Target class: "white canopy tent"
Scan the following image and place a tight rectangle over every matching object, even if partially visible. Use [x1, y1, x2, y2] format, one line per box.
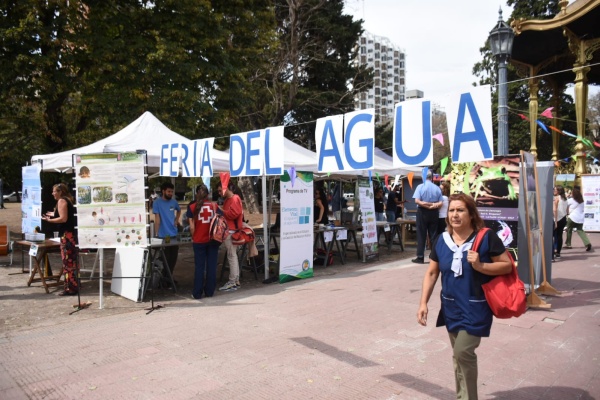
[31, 111, 230, 173]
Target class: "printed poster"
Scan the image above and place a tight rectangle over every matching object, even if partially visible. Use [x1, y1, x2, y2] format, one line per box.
[581, 174, 600, 232]
[21, 164, 42, 234]
[279, 170, 314, 283]
[450, 155, 520, 258]
[357, 177, 378, 261]
[75, 152, 147, 248]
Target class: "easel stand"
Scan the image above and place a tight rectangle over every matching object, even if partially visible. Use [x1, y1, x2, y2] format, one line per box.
[144, 284, 164, 315]
[70, 270, 92, 315]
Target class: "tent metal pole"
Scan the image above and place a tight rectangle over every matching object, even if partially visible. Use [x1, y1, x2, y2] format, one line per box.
[262, 174, 269, 280]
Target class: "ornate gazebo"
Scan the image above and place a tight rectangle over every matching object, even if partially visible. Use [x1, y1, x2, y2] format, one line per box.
[510, 0, 600, 183]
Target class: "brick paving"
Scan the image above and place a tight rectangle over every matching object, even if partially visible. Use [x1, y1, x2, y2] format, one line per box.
[0, 232, 599, 399]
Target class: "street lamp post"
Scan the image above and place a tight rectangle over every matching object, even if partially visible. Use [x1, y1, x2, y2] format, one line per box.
[489, 8, 515, 156]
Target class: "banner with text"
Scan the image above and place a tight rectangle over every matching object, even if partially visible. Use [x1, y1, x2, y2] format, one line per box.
[279, 170, 314, 283]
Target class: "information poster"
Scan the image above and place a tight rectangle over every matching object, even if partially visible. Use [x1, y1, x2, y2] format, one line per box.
[21, 164, 42, 234]
[581, 174, 600, 232]
[357, 177, 378, 261]
[279, 170, 314, 283]
[75, 153, 147, 248]
[450, 155, 520, 257]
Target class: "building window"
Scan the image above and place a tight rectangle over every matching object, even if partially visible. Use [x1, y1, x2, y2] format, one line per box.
[400, 95, 405, 102]
[400, 61, 404, 68]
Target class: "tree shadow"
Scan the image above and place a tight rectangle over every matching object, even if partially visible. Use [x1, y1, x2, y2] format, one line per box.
[488, 385, 595, 399]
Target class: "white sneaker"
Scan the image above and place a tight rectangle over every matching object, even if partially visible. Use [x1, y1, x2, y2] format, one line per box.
[219, 281, 237, 291]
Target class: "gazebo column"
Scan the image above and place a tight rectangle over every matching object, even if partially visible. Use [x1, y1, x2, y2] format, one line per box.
[550, 82, 562, 161]
[528, 77, 539, 157]
[572, 60, 589, 182]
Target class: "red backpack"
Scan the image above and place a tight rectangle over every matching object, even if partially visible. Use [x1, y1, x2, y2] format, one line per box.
[472, 228, 527, 319]
[208, 205, 229, 243]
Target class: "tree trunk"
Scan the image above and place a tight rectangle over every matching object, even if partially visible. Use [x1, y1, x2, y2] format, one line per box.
[238, 177, 260, 214]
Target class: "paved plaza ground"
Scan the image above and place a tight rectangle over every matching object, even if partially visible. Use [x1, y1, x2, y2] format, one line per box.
[1, 201, 599, 399]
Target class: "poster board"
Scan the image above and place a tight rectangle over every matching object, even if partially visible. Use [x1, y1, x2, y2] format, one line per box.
[111, 247, 148, 302]
[21, 164, 42, 234]
[74, 152, 147, 249]
[581, 174, 600, 232]
[278, 170, 314, 283]
[449, 156, 520, 256]
[356, 177, 378, 262]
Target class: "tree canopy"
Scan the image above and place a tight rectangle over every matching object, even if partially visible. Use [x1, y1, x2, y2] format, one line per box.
[0, 0, 369, 192]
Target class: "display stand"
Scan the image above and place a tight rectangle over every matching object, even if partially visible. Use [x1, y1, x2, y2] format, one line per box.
[521, 151, 553, 309]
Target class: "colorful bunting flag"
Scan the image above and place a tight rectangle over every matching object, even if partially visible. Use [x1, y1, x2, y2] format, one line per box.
[368, 170, 373, 184]
[540, 107, 554, 119]
[432, 133, 444, 146]
[562, 130, 577, 138]
[219, 172, 230, 191]
[548, 125, 563, 134]
[440, 157, 449, 176]
[422, 167, 429, 182]
[536, 120, 550, 135]
[518, 114, 529, 121]
[288, 167, 296, 187]
[384, 174, 389, 189]
[595, 141, 600, 148]
[407, 172, 414, 189]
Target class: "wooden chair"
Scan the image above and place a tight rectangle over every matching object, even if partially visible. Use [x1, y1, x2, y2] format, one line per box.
[0, 225, 14, 266]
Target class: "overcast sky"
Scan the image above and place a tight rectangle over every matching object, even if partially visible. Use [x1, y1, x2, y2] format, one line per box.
[344, 0, 514, 98]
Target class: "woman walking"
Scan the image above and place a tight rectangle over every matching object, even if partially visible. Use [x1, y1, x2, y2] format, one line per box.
[565, 186, 591, 251]
[187, 184, 221, 299]
[42, 183, 79, 296]
[417, 193, 511, 399]
[553, 186, 568, 258]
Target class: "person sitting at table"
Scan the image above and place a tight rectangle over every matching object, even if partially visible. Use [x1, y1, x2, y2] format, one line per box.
[314, 187, 328, 225]
[42, 183, 79, 296]
[187, 183, 220, 300]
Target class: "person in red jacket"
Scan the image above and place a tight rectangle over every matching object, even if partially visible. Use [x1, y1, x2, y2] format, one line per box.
[217, 174, 244, 291]
[187, 184, 221, 299]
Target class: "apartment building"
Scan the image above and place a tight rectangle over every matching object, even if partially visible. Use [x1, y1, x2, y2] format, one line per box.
[356, 31, 406, 125]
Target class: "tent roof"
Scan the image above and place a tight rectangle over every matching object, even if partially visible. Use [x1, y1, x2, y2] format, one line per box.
[31, 112, 230, 173]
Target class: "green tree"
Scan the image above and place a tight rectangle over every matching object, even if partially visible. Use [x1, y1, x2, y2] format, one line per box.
[472, 0, 578, 161]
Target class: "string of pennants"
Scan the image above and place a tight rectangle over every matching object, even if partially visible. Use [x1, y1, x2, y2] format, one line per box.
[515, 107, 600, 149]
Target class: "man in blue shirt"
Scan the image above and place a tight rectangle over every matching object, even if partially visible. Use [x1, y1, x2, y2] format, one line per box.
[153, 182, 181, 278]
[412, 171, 442, 264]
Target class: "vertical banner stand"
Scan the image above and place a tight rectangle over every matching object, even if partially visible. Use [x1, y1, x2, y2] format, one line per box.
[521, 151, 551, 309]
[532, 158, 560, 296]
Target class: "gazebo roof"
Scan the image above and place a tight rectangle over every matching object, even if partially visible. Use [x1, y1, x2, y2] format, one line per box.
[510, 0, 600, 86]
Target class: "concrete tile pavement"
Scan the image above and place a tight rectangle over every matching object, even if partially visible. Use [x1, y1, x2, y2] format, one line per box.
[0, 234, 599, 399]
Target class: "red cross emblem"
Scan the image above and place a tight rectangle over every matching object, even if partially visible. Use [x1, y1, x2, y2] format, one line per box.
[198, 204, 214, 223]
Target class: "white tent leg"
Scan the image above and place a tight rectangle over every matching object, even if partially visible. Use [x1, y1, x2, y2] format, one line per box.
[262, 174, 269, 280]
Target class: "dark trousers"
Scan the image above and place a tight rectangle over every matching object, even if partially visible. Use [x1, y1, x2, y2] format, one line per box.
[416, 208, 439, 259]
[437, 218, 447, 237]
[553, 216, 567, 255]
[163, 245, 179, 276]
[192, 242, 220, 298]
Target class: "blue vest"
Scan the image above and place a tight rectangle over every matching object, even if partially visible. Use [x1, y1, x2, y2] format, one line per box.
[437, 231, 494, 337]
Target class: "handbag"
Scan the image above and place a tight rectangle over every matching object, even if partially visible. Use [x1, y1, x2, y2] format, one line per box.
[472, 228, 527, 319]
[231, 219, 255, 246]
